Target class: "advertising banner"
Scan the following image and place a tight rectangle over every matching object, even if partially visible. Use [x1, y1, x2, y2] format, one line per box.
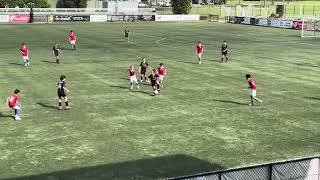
[155, 15, 200, 22]
[9, 14, 29, 23]
[234, 16, 244, 24]
[270, 19, 280, 27]
[279, 20, 293, 29]
[293, 20, 306, 30]
[0, 15, 9, 23]
[242, 17, 251, 24]
[54, 15, 72, 22]
[257, 19, 268, 26]
[72, 15, 90, 22]
[33, 15, 48, 23]
[90, 15, 108, 22]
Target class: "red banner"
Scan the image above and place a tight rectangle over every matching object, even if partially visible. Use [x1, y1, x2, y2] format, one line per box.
[9, 15, 30, 23]
[293, 20, 306, 30]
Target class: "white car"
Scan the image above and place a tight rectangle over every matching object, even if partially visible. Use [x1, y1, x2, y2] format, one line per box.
[138, 2, 148, 8]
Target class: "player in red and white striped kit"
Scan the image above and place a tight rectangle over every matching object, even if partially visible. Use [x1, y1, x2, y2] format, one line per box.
[20, 43, 30, 66]
[128, 65, 140, 90]
[196, 41, 204, 64]
[69, 30, 77, 51]
[246, 74, 263, 106]
[157, 63, 166, 88]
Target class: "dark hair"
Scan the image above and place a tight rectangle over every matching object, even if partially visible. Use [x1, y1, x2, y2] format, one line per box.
[246, 74, 251, 79]
[14, 89, 20, 94]
[142, 57, 146, 60]
[70, 30, 73, 33]
[198, 41, 201, 43]
[159, 63, 163, 66]
[224, 41, 227, 43]
[60, 75, 66, 81]
[21, 43, 25, 46]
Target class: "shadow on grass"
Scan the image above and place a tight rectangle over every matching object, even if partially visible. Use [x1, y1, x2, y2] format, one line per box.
[291, 62, 318, 67]
[41, 60, 57, 64]
[110, 85, 155, 96]
[8, 62, 23, 66]
[37, 102, 59, 110]
[3, 154, 223, 180]
[304, 97, 320, 101]
[0, 112, 13, 119]
[211, 99, 248, 105]
[176, 60, 198, 65]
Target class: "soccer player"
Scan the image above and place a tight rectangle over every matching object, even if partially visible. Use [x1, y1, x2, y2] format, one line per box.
[124, 27, 130, 42]
[221, 41, 228, 63]
[196, 41, 204, 64]
[148, 69, 160, 95]
[128, 65, 140, 90]
[69, 30, 76, 51]
[20, 43, 30, 66]
[139, 57, 151, 83]
[57, 75, 71, 110]
[246, 74, 263, 106]
[157, 63, 166, 88]
[52, 42, 61, 64]
[6, 89, 22, 121]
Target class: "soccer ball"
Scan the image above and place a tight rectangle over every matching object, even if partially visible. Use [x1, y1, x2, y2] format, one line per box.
[154, 90, 159, 94]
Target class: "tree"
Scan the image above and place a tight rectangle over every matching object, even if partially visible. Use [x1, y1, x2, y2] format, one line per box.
[57, 0, 88, 8]
[172, 0, 192, 14]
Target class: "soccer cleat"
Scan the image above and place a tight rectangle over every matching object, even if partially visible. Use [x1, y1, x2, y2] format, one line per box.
[199, 61, 202, 64]
[58, 106, 63, 110]
[130, 86, 133, 90]
[15, 117, 21, 121]
[24, 63, 27, 67]
[64, 106, 71, 110]
[137, 86, 140, 89]
[140, 80, 143, 83]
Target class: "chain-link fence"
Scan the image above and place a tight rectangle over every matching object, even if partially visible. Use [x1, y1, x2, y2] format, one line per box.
[168, 156, 320, 180]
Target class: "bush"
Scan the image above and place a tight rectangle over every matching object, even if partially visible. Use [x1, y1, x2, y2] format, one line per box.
[57, 0, 88, 8]
[0, 0, 49, 8]
[172, 0, 192, 14]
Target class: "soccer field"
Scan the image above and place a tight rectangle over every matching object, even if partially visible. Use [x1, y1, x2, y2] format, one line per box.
[0, 22, 319, 180]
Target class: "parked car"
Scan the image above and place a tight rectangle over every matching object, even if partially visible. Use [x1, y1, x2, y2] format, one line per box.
[163, 1, 171, 7]
[138, 2, 148, 8]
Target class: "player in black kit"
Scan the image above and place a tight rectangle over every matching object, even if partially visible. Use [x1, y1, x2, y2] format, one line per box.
[53, 42, 61, 64]
[221, 41, 228, 63]
[57, 75, 70, 110]
[124, 27, 130, 42]
[148, 69, 160, 95]
[139, 57, 150, 83]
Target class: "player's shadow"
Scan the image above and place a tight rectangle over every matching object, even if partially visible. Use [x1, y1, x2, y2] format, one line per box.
[110, 85, 155, 96]
[211, 99, 248, 105]
[59, 47, 73, 51]
[2, 154, 224, 180]
[8, 62, 23, 66]
[0, 112, 13, 119]
[176, 60, 198, 65]
[304, 97, 320, 101]
[291, 62, 319, 67]
[37, 102, 59, 110]
[41, 60, 57, 64]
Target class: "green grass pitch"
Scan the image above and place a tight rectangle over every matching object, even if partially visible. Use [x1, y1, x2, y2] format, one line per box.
[0, 22, 319, 180]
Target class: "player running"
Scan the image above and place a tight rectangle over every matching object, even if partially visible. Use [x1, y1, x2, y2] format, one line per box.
[6, 89, 22, 121]
[221, 41, 228, 63]
[124, 27, 130, 42]
[128, 65, 140, 90]
[57, 75, 71, 110]
[246, 74, 263, 106]
[157, 63, 166, 88]
[196, 41, 204, 64]
[52, 42, 61, 64]
[69, 30, 76, 51]
[148, 69, 160, 95]
[20, 43, 30, 66]
[139, 57, 151, 83]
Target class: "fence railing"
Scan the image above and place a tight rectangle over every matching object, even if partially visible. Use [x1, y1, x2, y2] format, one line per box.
[156, 4, 320, 17]
[168, 156, 320, 180]
[0, 8, 155, 15]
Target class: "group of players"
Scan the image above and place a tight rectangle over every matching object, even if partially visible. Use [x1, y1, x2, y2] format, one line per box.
[6, 27, 262, 121]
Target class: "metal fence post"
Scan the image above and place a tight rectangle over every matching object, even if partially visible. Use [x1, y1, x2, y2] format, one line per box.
[218, 173, 222, 180]
[268, 164, 273, 180]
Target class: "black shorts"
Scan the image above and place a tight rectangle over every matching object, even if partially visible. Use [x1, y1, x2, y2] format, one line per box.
[222, 51, 228, 56]
[125, 33, 129, 37]
[57, 90, 66, 98]
[141, 70, 146, 75]
[54, 52, 59, 57]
